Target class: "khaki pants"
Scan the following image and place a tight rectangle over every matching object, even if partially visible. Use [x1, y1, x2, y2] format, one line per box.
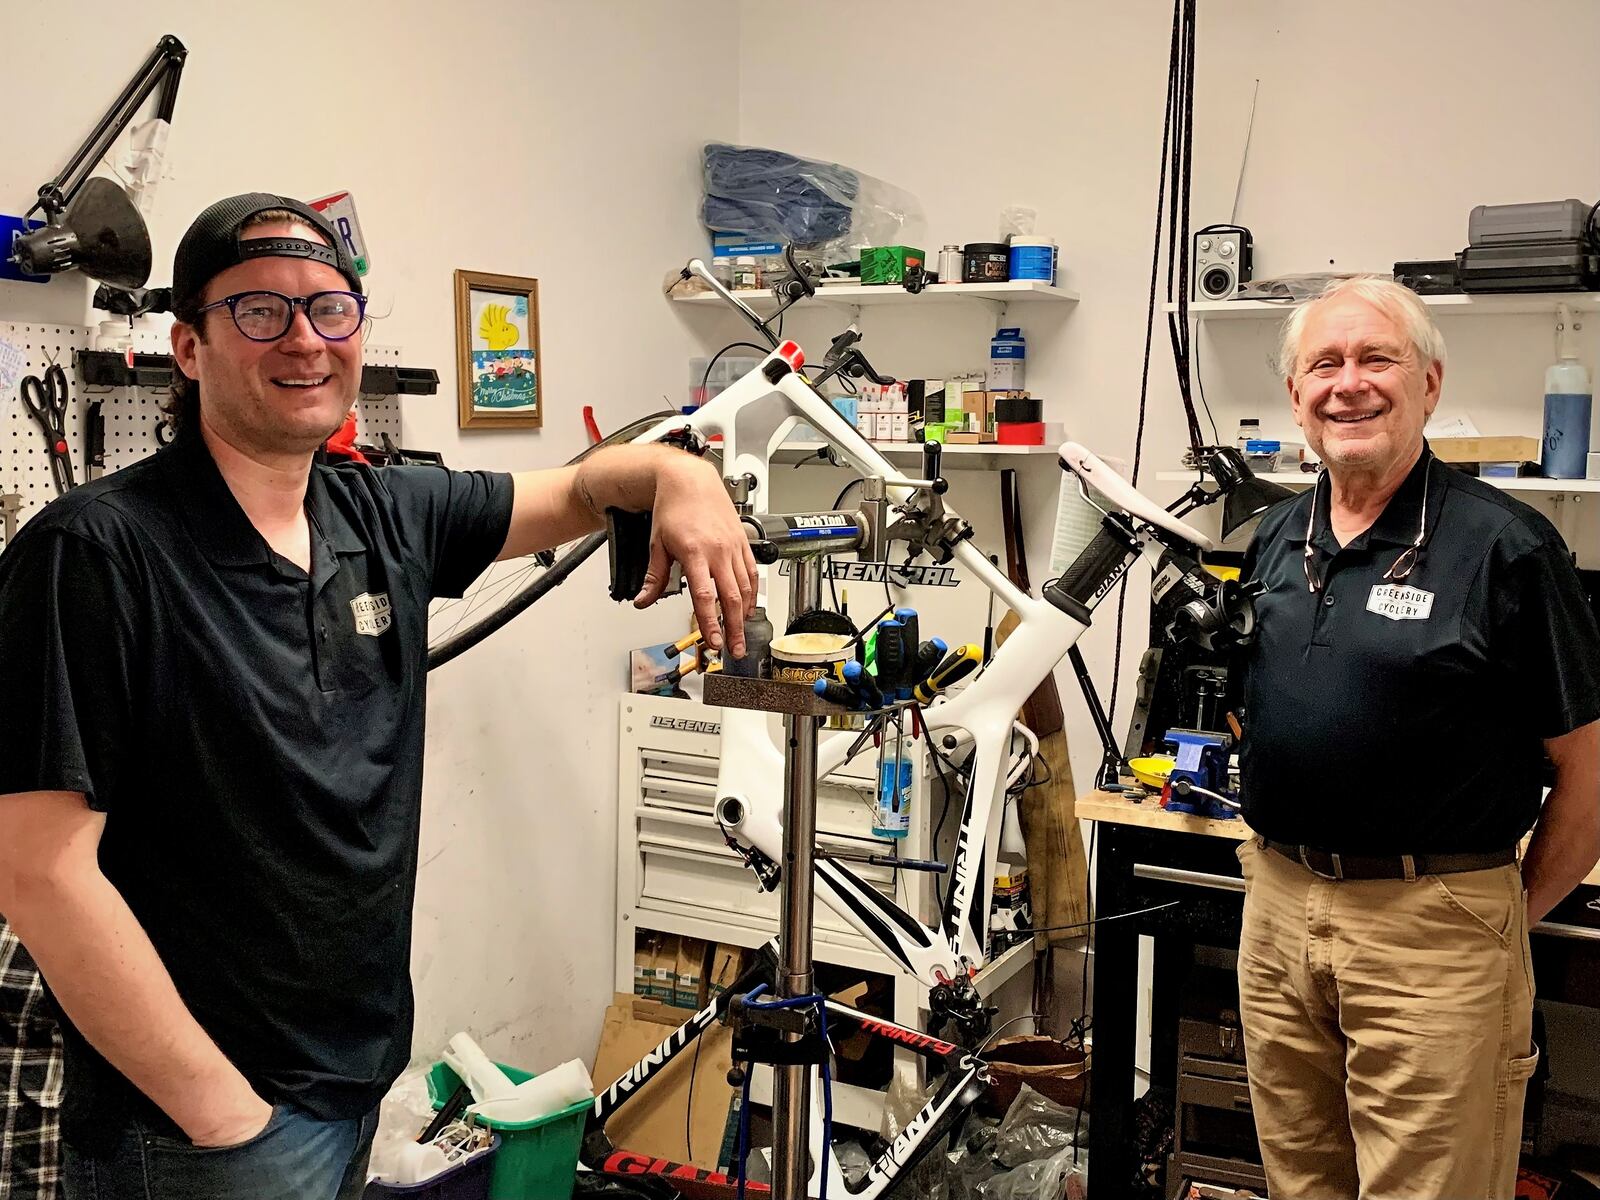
[1234, 837, 1537, 1200]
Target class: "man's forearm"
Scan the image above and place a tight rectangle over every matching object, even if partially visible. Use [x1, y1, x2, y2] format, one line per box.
[1522, 790, 1600, 923]
[7, 868, 263, 1139]
[572, 444, 696, 517]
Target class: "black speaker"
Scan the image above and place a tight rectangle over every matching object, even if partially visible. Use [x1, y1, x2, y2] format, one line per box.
[10, 177, 152, 289]
[1193, 227, 1253, 301]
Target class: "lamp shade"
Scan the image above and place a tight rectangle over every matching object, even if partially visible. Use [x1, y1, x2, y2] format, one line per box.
[1207, 446, 1297, 540]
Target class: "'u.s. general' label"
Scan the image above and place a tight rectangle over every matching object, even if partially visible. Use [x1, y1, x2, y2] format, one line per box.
[1366, 583, 1434, 621]
[349, 592, 392, 636]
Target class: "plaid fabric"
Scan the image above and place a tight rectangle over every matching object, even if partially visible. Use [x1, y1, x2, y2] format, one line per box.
[0, 918, 61, 1200]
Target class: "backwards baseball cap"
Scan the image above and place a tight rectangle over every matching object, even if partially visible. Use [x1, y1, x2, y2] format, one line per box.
[170, 192, 363, 318]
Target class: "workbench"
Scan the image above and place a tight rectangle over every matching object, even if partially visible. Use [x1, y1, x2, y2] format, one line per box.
[1079, 789, 1600, 1199]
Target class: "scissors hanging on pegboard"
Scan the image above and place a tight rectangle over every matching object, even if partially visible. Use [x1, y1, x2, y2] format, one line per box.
[21, 363, 78, 497]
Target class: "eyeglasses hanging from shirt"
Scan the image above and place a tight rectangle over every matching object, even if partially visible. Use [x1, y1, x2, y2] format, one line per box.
[1302, 455, 1433, 594]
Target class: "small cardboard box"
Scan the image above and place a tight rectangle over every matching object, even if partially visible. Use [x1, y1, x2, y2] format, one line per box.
[652, 934, 680, 1003]
[947, 431, 983, 444]
[633, 934, 657, 998]
[1432, 435, 1540, 464]
[675, 937, 704, 1010]
[592, 993, 736, 1170]
[705, 942, 746, 1002]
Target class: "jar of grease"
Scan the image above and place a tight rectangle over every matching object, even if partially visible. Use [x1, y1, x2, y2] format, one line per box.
[962, 242, 1010, 283]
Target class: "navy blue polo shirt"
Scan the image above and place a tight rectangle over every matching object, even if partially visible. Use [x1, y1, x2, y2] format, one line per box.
[0, 427, 513, 1149]
[1240, 445, 1600, 854]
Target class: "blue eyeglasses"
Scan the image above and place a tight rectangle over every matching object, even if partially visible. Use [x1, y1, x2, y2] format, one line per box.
[196, 289, 366, 342]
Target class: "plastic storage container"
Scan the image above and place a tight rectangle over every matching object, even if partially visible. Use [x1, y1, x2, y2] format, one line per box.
[425, 1062, 590, 1200]
[364, 1136, 501, 1200]
[1008, 236, 1057, 284]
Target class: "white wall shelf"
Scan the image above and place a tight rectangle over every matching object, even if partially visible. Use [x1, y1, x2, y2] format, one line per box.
[674, 279, 1078, 309]
[1156, 469, 1600, 495]
[1164, 292, 1600, 321]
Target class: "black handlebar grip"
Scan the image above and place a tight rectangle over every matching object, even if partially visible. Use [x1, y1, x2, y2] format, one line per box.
[1050, 523, 1137, 611]
[606, 508, 654, 602]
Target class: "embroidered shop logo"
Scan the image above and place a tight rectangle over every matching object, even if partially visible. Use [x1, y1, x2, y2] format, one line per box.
[349, 592, 393, 637]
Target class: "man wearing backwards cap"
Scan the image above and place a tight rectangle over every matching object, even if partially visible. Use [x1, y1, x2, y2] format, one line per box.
[0, 193, 757, 1199]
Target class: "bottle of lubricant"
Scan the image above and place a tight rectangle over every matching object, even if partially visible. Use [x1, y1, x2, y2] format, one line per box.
[1543, 304, 1592, 480]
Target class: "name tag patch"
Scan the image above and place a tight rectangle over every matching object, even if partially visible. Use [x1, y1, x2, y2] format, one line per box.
[350, 591, 392, 637]
[1366, 583, 1434, 621]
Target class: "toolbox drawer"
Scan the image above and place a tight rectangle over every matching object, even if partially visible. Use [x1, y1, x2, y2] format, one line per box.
[618, 695, 939, 966]
[1179, 1070, 1254, 1114]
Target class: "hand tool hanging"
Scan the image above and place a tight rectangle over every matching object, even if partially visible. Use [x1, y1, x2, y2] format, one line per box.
[21, 364, 78, 497]
[85, 400, 107, 481]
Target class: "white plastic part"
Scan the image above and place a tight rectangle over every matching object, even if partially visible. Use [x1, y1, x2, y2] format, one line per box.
[441, 1032, 516, 1103]
[465, 1057, 593, 1124]
[1057, 441, 1214, 551]
[391, 1141, 452, 1186]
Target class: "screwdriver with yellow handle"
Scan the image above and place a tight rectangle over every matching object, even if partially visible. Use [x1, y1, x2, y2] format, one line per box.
[913, 643, 983, 704]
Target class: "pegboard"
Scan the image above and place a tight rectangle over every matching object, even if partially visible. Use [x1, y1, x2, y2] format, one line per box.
[0, 323, 407, 549]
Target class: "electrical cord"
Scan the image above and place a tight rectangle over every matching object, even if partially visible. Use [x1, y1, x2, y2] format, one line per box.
[978, 1011, 1045, 1053]
[686, 1027, 705, 1162]
[698, 342, 768, 409]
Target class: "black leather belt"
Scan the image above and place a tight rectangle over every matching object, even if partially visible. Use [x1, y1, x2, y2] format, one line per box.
[1263, 839, 1517, 881]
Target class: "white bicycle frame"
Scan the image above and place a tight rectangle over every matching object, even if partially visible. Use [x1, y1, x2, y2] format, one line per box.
[594, 296, 1214, 1197]
[629, 340, 1212, 992]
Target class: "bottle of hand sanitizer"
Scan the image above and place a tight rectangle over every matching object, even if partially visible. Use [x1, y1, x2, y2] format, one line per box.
[1543, 304, 1592, 480]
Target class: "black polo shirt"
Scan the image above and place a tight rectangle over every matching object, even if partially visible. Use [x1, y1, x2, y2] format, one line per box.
[1239, 445, 1600, 855]
[0, 427, 513, 1150]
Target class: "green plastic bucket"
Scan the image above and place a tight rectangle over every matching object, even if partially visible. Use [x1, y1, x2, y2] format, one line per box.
[426, 1061, 590, 1200]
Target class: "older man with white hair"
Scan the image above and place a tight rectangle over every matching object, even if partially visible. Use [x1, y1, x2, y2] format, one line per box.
[1233, 275, 1600, 1198]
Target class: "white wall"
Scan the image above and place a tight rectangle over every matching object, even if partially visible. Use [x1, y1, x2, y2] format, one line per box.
[2, 1, 739, 1075]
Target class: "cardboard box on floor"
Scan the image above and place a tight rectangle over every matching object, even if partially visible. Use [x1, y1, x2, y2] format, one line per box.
[592, 992, 735, 1170]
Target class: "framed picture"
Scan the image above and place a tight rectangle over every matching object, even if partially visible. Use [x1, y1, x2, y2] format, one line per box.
[454, 269, 542, 429]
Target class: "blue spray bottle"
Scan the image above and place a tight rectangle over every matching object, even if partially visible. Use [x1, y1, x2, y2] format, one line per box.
[1543, 302, 1592, 480]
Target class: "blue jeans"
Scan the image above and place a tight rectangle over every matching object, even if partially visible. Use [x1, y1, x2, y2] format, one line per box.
[62, 1104, 378, 1200]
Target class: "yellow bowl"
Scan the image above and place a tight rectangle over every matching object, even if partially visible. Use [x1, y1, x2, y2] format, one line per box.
[1127, 755, 1176, 790]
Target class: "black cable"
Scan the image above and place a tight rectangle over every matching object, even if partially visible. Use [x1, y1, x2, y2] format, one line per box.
[1015, 897, 1177, 936]
[698, 341, 768, 408]
[687, 1030, 704, 1160]
[1194, 316, 1221, 445]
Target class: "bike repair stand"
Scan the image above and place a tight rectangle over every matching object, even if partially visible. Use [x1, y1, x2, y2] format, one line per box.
[703, 450, 948, 1197]
[705, 554, 841, 1199]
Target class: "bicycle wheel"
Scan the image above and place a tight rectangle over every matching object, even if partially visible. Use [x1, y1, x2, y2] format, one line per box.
[425, 409, 680, 670]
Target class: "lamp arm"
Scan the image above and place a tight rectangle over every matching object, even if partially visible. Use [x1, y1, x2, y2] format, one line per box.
[28, 34, 187, 222]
